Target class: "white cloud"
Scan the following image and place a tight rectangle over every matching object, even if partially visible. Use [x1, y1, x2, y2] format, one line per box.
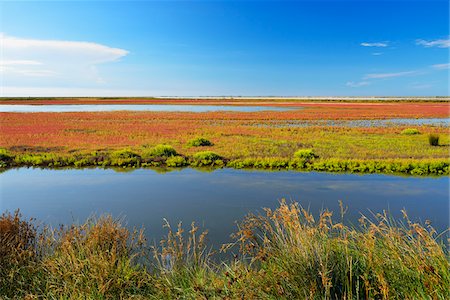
[416, 38, 450, 48]
[431, 63, 450, 70]
[346, 81, 370, 88]
[0, 60, 43, 66]
[364, 71, 417, 79]
[360, 42, 388, 47]
[0, 33, 128, 82]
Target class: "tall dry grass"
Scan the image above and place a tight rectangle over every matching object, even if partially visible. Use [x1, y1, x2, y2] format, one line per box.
[1, 202, 448, 299]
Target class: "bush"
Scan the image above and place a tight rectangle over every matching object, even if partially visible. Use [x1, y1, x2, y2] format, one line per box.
[192, 151, 223, 167]
[429, 134, 440, 146]
[166, 156, 187, 167]
[294, 149, 318, 160]
[110, 149, 141, 166]
[0, 148, 13, 167]
[187, 137, 213, 147]
[401, 128, 420, 135]
[143, 144, 178, 158]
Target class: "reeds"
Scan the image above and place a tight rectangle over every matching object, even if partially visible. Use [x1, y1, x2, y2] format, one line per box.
[1, 203, 449, 299]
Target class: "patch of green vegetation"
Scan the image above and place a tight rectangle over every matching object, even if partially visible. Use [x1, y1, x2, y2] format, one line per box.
[0, 148, 13, 168]
[191, 151, 224, 167]
[3, 150, 449, 175]
[110, 149, 141, 167]
[1, 203, 448, 299]
[187, 137, 213, 147]
[166, 156, 187, 167]
[294, 148, 318, 160]
[142, 144, 178, 158]
[429, 134, 440, 146]
[401, 128, 420, 135]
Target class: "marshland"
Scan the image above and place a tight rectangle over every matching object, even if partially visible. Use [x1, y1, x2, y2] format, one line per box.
[1, 97, 449, 299]
[1, 0, 450, 298]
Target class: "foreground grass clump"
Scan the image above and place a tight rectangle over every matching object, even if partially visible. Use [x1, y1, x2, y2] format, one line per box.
[401, 128, 420, 135]
[429, 134, 440, 146]
[0, 211, 37, 298]
[1, 202, 448, 299]
[187, 137, 213, 147]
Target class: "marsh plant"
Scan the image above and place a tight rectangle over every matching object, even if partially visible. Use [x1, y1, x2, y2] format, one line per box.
[187, 137, 213, 147]
[294, 148, 318, 160]
[191, 151, 224, 167]
[142, 144, 178, 158]
[1, 202, 449, 299]
[429, 134, 440, 146]
[401, 128, 420, 135]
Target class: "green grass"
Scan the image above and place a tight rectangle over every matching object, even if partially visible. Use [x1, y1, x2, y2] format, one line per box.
[187, 137, 213, 147]
[401, 128, 420, 135]
[2, 148, 449, 175]
[1, 202, 449, 299]
[142, 144, 178, 158]
[294, 148, 318, 160]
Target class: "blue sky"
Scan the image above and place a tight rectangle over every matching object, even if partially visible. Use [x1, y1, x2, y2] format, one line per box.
[0, 0, 448, 96]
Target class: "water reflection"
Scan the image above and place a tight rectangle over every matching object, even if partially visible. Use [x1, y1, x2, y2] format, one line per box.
[0, 168, 448, 246]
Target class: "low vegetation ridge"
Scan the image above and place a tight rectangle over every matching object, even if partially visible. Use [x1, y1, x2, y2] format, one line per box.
[1, 201, 448, 299]
[1, 146, 448, 175]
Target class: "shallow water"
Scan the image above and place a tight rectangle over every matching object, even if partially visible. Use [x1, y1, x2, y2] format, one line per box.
[0, 104, 296, 113]
[0, 168, 448, 246]
[262, 118, 450, 128]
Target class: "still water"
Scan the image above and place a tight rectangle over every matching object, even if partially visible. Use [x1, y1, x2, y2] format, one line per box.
[0, 104, 296, 113]
[1, 168, 448, 246]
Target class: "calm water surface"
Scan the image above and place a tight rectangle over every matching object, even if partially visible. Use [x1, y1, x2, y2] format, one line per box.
[0, 168, 448, 246]
[263, 118, 450, 128]
[0, 104, 296, 113]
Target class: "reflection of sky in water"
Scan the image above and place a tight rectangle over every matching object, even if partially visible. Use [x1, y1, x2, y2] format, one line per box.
[1, 168, 448, 247]
[0, 104, 296, 112]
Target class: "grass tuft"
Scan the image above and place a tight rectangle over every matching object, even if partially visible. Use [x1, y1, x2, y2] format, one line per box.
[294, 148, 318, 160]
[191, 151, 224, 167]
[187, 137, 213, 147]
[429, 134, 440, 146]
[142, 144, 178, 158]
[401, 128, 420, 135]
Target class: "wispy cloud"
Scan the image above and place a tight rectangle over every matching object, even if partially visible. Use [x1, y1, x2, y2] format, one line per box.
[416, 37, 450, 48]
[0, 33, 128, 82]
[363, 71, 417, 80]
[371, 52, 383, 56]
[0, 60, 43, 66]
[431, 63, 450, 70]
[346, 81, 370, 88]
[360, 42, 388, 47]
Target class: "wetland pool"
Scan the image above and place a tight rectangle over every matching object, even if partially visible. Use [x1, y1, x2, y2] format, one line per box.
[1, 168, 448, 247]
[0, 104, 297, 113]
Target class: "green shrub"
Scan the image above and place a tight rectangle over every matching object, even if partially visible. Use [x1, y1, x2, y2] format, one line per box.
[187, 137, 213, 147]
[429, 134, 440, 146]
[294, 149, 318, 160]
[143, 144, 178, 158]
[401, 128, 420, 135]
[192, 151, 223, 166]
[0, 148, 13, 167]
[110, 149, 141, 166]
[166, 156, 187, 167]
